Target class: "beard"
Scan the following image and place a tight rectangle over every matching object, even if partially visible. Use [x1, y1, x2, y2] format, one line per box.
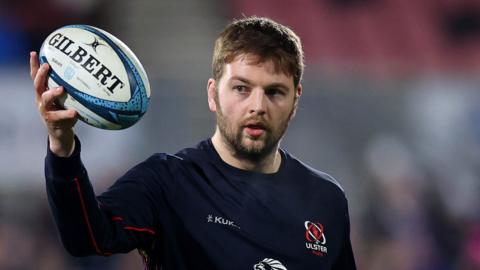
[214, 97, 295, 162]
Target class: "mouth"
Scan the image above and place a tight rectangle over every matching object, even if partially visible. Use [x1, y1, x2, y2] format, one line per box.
[243, 122, 267, 137]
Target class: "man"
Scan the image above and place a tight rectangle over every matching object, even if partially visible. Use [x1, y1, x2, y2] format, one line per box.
[30, 16, 356, 269]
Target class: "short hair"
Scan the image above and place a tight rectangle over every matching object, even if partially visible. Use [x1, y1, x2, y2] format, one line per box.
[212, 16, 304, 87]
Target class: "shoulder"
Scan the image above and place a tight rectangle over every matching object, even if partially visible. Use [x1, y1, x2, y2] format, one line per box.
[283, 151, 346, 195]
[144, 152, 183, 164]
[140, 139, 212, 172]
[139, 152, 183, 171]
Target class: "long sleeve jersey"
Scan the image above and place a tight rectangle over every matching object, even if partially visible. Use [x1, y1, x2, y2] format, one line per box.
[45, 137, 356, 269]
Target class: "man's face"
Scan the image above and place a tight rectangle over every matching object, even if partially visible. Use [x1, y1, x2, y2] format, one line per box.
[208, 54, 302, 160]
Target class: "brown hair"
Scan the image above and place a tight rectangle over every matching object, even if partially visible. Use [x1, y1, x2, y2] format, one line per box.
[212, 16, 304, 87]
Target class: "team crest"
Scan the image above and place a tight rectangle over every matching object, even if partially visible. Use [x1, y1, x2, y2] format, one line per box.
[304, 221, 328, 256]
[253, 258, 287, 270]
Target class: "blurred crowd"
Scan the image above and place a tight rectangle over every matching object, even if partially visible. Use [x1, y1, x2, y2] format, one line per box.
[1, 0, 480, 269]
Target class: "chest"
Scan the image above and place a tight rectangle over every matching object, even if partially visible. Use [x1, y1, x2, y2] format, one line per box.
[162, 170, 346, 269]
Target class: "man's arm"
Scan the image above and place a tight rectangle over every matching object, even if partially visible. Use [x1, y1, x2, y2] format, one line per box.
[45, 137, 113, 256]
[44, 137, 158, 256]
[31, 52, 158, 256]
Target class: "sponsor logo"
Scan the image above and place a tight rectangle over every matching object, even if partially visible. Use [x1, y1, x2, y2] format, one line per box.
[253, 258, 287, 270]
[304, 221, 328, 256]
[207, 214, 240, 229]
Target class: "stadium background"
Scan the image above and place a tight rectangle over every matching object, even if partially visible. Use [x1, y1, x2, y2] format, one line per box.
[1, 0, 480, 269]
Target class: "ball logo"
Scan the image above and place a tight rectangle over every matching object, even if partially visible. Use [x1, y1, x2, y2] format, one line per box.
[64, 66, 75, 81]
[47, 32, 125, 94]
[85, 36, 106, 53]
[304, 221, 328, 256]
[253, 258, 287, 270]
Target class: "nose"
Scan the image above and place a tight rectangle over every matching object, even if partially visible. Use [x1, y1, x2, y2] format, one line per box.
[248, 88, 267, 115]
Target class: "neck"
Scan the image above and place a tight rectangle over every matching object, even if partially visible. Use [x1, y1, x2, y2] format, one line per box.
[211, 131, 282, 174]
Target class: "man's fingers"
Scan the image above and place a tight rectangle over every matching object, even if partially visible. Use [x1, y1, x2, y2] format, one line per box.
[30, 51, 39, 80]
[33, 63, 50, 103]
[39, 86, 64, 112]
[43, 109, 77, 124]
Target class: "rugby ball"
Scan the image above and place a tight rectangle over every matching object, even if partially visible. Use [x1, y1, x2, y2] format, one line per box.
[39, 25, 151, 130]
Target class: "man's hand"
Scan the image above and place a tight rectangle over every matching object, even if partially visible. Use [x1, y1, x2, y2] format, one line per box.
[30, 51, 78, 157]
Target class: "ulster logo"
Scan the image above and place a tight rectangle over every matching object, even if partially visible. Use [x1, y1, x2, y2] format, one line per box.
[253, 258, 287, 270]
[304, 221, 328, 256]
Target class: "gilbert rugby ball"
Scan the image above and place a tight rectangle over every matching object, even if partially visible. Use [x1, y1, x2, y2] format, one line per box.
[39, 25, 151, 130]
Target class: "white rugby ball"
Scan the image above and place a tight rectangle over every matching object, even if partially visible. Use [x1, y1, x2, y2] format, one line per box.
[39, 25, 151, 130]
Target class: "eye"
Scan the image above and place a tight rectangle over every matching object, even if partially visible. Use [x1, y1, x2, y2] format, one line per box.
[233, 85, 249, 93]
[265, 88, 285, 97]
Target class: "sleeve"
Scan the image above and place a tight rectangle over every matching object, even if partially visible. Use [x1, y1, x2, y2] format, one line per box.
[45, 136, 170, 257]
[331, 197, 357, 270]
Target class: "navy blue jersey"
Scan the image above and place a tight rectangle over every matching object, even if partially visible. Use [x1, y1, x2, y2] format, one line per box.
[45, 137, 356, 270]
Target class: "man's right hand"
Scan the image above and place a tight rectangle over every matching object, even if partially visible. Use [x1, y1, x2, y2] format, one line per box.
[30, 51, 78, 157]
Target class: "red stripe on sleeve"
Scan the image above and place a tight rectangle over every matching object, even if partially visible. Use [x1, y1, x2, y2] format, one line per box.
[74, 177, 112, 256]
[124, 226, 156, 235]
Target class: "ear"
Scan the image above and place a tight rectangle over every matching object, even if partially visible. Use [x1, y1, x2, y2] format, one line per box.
[207, 78, 217, 112]
[291, 84, 302, 119]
